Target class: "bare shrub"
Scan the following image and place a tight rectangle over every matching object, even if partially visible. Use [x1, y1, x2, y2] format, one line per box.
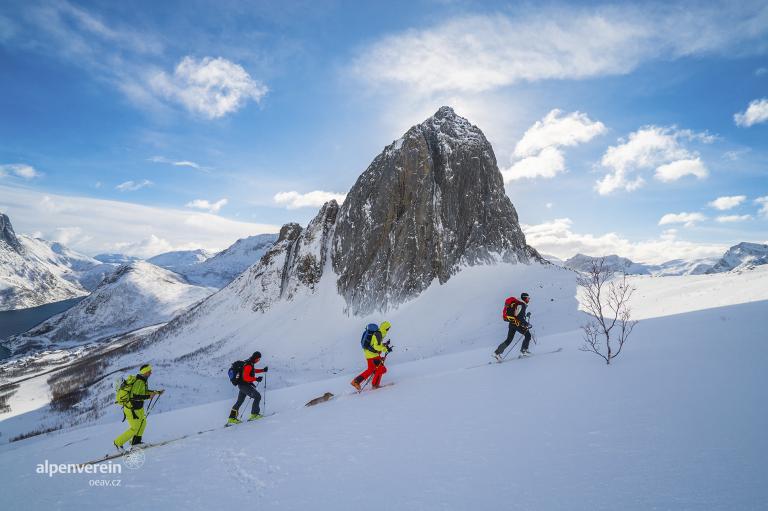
[578, 257, 637, 365]
[11, 425, 62, 442]
[47, 357, 107, 412]
[0, 383, 19, 413]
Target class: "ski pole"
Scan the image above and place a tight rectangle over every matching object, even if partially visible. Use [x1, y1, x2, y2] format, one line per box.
[238, 397, 252, 421]
[146, 392, 162, 416]
[263, 374, 267, 415]
[500, 337, 522, 361]
[359, 352, 388, 393]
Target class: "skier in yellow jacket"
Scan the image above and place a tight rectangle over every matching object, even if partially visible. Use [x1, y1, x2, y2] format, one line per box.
[351, 321, 392, 390]
[114, 364, 164, 452]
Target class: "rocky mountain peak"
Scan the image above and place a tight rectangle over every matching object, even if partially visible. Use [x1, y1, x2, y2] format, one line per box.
[332, 107, 540, 314]
[0, 213, 24, 254]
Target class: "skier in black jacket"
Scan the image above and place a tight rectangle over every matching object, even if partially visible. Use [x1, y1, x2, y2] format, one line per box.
[494, 292, 532, 360]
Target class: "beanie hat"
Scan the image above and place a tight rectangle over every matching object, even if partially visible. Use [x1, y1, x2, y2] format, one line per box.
[250, 351, 262, 361]
[139, 364, 152, 375]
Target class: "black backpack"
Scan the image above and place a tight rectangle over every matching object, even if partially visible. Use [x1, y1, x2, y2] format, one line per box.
[228, 360, 246, 386]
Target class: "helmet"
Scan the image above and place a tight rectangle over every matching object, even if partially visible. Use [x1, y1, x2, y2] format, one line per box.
[520, 292, 530, 303]
[380, 321, 392, 332]
[250, 351, 262, 362]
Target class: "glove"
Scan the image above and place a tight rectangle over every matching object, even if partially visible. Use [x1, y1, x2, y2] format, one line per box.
[152, 390, 164, 396]
[263, 366, 269, 373]
[256, 376, 263, 382]
[387, 345, 394, 353]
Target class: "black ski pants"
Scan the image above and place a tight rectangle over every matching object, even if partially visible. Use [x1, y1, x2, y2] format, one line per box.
[232, 383, 261, 416]
[494, 321, 532, 355]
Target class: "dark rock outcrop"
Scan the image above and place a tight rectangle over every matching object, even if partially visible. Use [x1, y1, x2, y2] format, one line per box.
[0, 213, 23, 254]
[331, 106, 540, 314]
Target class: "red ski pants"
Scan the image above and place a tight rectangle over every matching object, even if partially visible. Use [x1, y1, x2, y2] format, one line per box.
[357, 356, 387, 386]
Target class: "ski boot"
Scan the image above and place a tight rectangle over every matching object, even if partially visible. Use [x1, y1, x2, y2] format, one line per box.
[350, 378, 362, 391]
[114, 442, 126, 454]
[227, 417, 242, 426]
[493, 353, 503, 362]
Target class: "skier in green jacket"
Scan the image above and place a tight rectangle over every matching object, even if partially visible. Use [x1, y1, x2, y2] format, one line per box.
[114, 364, 164, 452]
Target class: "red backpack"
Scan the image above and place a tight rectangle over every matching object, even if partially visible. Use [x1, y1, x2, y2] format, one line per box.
[501, 297, 522, 321]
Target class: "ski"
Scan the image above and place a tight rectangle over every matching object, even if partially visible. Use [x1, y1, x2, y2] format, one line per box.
[224, 412, 276, 427]
[466, 347, 563, 370]
[80, 413, 277, 466]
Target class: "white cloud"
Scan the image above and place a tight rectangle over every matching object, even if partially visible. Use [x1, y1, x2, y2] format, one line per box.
[522, 217, 727, 264]
[115, 179, 153, 192]
[150, 156, 201, 169]
[734, 98, 768, 127]
[0, 163, 41, 179]
[112, 234, 179, 259]
[0, 184, 279, 257]
[52, 226, 89, 246]
[273, 190, 347, 209]
[502, 109, 605, 182]
[513, 110, 607, 158]
[350, 4, 768, 95]
[709, 195, 747, 210]
[597, 126, 710, 195]
[502, 146, 564, 181]
[658, 212, 706, 228]
[149, 56, 268, 119]
[756, 196, 768, 217]
[654, 158, 708, 182]
[185, 198, 228, 213]
[716, 214, 752, 223]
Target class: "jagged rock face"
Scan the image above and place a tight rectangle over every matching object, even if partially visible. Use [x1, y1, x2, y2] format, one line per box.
[0, 213, 23, 254]
[332, 106, 539, 314]
[285, 201, 339, 295]
[225, 203, 339, 312]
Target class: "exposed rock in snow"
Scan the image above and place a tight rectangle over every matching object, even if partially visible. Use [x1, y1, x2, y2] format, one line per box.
[706, 242, 768, 273]
[4, 261, 213, 356]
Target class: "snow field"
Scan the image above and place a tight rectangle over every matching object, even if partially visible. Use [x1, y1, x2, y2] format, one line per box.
[2, 293, 767, 510]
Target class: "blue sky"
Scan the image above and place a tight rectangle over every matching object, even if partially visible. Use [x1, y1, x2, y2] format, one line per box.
[0, 0, 766, 261]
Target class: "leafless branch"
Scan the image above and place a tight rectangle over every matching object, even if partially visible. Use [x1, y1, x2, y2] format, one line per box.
[577, 257, 638, 365]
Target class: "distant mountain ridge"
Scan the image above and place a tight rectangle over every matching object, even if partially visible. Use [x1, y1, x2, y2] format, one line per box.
[562, 242, 767, 276]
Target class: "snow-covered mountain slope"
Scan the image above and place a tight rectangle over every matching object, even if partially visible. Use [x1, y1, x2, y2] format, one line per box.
[564, 253, 716, 276]
[3, 262, 214, 356]
[651, 257, 717, 276]
[0, 214, 99, 310]
[94, 253, 142, 265]
[2, 286, 766, 510]
[172, 234, 277, 288]
[706, 242, 768, 273]
[565, 253, 652, 274]
[146, 249, 213, 272]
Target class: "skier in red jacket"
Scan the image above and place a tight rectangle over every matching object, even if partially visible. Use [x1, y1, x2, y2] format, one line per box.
[227, 352, 268, 424]
[494, 292, 532, 360]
